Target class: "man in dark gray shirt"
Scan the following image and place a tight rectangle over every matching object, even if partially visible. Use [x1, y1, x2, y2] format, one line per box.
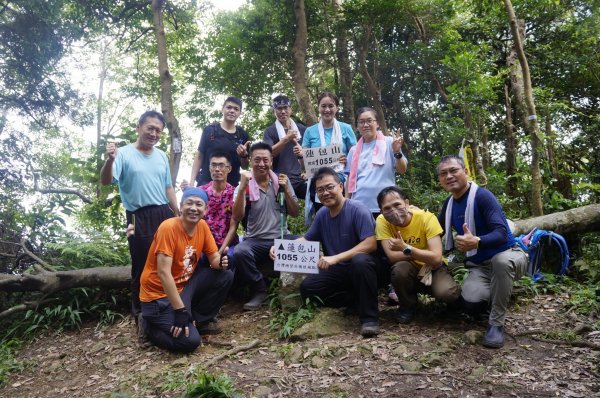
[232, 142, 300, 310]
[262, 95, 307, 199]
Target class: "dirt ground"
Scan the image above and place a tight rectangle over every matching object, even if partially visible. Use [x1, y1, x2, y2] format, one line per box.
[1, 291, 598, 398]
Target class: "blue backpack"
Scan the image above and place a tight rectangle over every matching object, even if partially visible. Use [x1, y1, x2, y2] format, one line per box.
[515, 228, 570, 281]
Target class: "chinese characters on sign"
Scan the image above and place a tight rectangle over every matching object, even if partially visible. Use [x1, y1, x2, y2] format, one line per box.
[273, 239, 319, 274]
[302, 144, 343, 178]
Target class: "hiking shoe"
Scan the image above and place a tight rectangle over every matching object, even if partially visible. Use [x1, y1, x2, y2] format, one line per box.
[360, 322, 380, 337]
[243, 291, 267, 311]
[197, 320, 222, 335]
[137, 314, 152, 349]
[395, 308, 415, 324]
[483, 324, 504, 348]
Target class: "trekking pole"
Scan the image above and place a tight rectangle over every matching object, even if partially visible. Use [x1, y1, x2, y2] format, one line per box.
[278, 184, 285, 239]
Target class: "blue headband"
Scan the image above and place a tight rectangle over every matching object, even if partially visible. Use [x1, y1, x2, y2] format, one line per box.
[181, 187, 208, 204]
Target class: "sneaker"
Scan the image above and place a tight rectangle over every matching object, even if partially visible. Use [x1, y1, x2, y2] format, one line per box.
[483, 324, 504, 348]
[137, 313, 152, 349]
[243, 291, 267, 311]
[360, 322, 380, 337]
[197, 320, 222, 335]
[395, 308, 415, 324]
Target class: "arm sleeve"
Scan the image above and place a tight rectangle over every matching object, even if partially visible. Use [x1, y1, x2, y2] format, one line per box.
[476, 190, 509, 248]
[423, 212, 444, 240]
[304, 210, 322, 242]
[354, 204, 376, 241]
[344, 146, 355, 174]
[201, 222, 219, 257]
[162, 151, 173, 188]
[198, 125, 212, 152]
[263, 127, 276, 146]
[112, 150, 123, 183]
[437, 198, 449, 236]
[153, 221, 176, 258]
[375, 215, 396, 240]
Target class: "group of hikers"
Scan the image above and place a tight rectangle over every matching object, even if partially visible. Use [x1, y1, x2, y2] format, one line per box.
[101, 93, 528, 353]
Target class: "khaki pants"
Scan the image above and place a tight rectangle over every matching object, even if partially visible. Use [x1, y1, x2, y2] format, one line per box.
[462, 246, 528, 326]
[391, 261, 461, 309]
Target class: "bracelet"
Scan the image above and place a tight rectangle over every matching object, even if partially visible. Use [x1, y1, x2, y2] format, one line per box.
[475, 236, 481, 248]
[393, 152, 404, 160]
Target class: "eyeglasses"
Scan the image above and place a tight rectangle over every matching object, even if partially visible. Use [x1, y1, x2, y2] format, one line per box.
[438, 167, 463, 178]
[357, 118, 376, 126]
[382, 204, 408, 215]
[210, 163, 230, 170]
[315, 183, 339, 195]
[144, 126, 163, 134]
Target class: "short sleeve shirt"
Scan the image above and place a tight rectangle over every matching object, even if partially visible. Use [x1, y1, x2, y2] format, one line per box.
[263, 122, 306, 185]
[139, 218, 218, 302]
[197, 124, 249, 187]
[376, 209, 443, 267]
[111, 144, 172, 212]
[305, 199, 375, 259]
[200, 182, 238, 247]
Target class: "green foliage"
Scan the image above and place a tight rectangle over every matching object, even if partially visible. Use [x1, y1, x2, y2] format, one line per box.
[287, 199, 308, 236]
[184, 371, 243, 398]
[0, 339, 26, 387]
[269, 292, 319, 339]
[571, 234, 600, 283]
[45, 235, 130, 269]
[565, 283, 600, 323]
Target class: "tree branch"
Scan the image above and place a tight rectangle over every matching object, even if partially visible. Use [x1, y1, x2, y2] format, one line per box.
[20, 238, 55, 272]
[0, 298, 58, 320]
[35, 187, 93, 204]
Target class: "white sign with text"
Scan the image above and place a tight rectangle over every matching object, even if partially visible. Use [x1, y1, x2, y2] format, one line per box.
[273, 239, 319, 274]
[302, 144, 343, 178]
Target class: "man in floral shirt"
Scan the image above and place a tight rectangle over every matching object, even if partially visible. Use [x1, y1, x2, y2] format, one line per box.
[199, 152, 239, 260]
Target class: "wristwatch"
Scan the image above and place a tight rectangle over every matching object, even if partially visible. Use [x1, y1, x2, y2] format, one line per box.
[393, 151, 404, 159]
[403, 245, 412, 256]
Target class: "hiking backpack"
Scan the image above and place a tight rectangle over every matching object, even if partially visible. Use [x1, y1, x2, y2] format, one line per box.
[515, 228, 570, 281]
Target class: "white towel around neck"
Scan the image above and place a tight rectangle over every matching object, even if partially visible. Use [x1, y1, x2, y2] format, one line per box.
[444, 182, 479, 257]
[275, 119, 301, 141]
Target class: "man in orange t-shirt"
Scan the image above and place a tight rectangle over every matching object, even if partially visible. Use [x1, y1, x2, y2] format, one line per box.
[139, 188, 233, 353]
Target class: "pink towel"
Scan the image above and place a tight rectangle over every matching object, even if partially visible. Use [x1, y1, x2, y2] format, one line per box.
[347, 130, 387, 193]
[248, 170, 279, 201]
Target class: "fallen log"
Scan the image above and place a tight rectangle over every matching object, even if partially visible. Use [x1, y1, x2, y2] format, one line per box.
[0, 266, 130, 294]
[512, 204, 600, 236]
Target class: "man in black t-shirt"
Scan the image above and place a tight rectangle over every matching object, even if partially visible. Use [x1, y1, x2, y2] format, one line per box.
[262, 95, 307, 199]
[190, 96, 250, 187]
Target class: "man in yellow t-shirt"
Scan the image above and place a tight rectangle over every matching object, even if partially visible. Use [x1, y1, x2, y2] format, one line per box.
[139, 188, 233, 353]
[375, 186, 460, 324]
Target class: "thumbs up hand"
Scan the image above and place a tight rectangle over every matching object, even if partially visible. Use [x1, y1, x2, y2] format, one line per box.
[455, 223, 480, 252]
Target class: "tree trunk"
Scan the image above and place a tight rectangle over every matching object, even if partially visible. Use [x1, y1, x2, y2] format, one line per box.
[545, 109, 572, 199]
[504, 83, 518, 197]
[0, 266, 130, 294]
[152, 0, 182, 186]
[504, 0, 543, 216]
[292, 0, 318, 126]
[96, 43, 108, 197]
[464, 109, 487, 185]
[479, 116, 490, 171]
[332, 0, 354, 124]
[357, 24, 388, 134]
[512, 204, 600, 236]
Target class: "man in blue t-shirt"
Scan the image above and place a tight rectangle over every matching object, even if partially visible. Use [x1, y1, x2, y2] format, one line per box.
[100, 110, 178, 322]
[278, 167, 386, 337]
[437, 155, 527, 348]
